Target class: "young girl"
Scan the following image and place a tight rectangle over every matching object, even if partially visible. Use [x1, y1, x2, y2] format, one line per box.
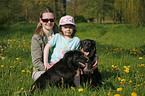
[31, 8, 58, 81]
[44, 15, 81, 86]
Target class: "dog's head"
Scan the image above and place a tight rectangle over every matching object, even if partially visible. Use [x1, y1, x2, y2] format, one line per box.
[63, 50, 92, 71]
[79, 39, 96, 58]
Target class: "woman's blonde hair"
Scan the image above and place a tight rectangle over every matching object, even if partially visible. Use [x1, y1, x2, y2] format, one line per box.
[34, 8, 58, 36]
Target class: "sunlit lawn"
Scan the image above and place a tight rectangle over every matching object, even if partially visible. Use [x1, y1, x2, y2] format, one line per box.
[0, 22, 145, 96]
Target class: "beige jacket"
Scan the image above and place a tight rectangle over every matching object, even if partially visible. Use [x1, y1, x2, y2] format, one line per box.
[31, 33, 46, 72]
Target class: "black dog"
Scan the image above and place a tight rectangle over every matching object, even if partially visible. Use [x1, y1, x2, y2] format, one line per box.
[79, 39, 102, 87]
[29, 50, 91, 93]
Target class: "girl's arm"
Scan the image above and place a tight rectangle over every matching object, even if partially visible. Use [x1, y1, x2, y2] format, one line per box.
[44, 43, 52, 71]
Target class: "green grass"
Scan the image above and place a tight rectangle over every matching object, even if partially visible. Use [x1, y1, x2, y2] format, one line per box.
[0, 22, 145, 96]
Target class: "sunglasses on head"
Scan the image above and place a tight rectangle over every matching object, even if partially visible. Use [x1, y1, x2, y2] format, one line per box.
[42, 18, 55, 23]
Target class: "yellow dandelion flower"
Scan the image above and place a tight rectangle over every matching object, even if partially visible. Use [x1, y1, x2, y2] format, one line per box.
[121, 79, 125, 82]
[124, 66, 127, 68]
[139, 57, 143, 59]
[10, 66, 14, 68]
[118, 77, 121, 81]
[78, 88, 83, 92]
[26, 70, 31, 73]
[124, 68, 129, 73]
[126, 68, 129, 70]
[127, 66, 130, 68]
[114, 94, 120, 96]
[16, 58, 19, 60]
[1, 65, 4, 67]
[129, 80, 132, 83]
[0, 56, 2, 58]
[107, 92, 111, 96]
[141, 64, 144, 66]
[71, 86, 75, 91]
[131, 92, 138, 96]
[117, 88, 122, 91]
[112, 65, 115, 68]
[22, 70, 25, 72]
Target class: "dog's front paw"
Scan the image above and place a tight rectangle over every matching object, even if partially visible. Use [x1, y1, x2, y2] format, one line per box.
[83, 68, 94, 74]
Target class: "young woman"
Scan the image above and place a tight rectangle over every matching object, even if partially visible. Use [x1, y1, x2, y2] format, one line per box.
[31, 8, 58, 81]
[44, 15, 81, 86]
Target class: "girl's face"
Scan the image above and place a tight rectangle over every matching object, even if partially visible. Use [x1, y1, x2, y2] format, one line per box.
[61, 25, 75, 37]
[40, 12, 55, 30]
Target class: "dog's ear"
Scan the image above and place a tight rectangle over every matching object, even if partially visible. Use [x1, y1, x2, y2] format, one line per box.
[92, 40, 96, 46]
[79, 40, 83, 49]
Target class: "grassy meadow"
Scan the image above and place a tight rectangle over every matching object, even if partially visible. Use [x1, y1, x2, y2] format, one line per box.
[0, 22, 145, 96]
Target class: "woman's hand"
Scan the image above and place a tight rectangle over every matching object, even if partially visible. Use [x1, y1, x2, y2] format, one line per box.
[44, 63, 51, 71]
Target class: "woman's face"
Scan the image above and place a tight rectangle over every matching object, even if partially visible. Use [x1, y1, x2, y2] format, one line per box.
[40, 12, 55, 30]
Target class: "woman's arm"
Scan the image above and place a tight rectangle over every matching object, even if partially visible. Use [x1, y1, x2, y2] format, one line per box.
[44, 43, 52, 70]
[31, 35, 45, 71]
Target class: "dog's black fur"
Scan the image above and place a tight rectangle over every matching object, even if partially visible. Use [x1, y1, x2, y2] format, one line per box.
[29, 50, 91, 93]
[79, 39, 102, 87]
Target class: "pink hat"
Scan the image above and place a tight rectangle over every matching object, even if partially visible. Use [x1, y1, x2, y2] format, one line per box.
[59, 15, 76, 26]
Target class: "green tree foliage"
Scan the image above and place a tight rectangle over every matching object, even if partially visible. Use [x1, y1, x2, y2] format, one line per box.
[67, 0, 114, 23]
[0, 0, 144, 26]
[19, 0, 54, 22]
[114, 0, 145, 25]
[0, 0, 21, 26]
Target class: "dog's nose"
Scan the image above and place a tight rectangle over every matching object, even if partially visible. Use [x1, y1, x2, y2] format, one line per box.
[87, 60, 89, 62]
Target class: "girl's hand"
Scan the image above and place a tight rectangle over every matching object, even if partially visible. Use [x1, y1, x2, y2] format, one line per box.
[44, 43, 52, 71]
